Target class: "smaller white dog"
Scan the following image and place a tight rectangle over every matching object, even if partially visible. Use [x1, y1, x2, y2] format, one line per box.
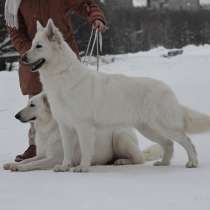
[3, 93, 163, 172]
[4, 93, 63, 171]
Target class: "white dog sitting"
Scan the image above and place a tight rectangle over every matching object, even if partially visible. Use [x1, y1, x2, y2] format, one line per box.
[4, 93, 163, 172]
[21, 19, 210, 172]
[4, 93, 63, 171]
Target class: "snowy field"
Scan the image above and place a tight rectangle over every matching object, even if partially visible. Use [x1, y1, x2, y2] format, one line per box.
[0, 45, 210, 210]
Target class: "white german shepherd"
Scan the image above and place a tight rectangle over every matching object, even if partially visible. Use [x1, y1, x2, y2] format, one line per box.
[21, 19, 210, 172]
[4, 93, 162, 172]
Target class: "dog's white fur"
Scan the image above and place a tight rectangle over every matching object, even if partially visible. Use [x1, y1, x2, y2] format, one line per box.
[22, 19, 210, 172]
[3, 93, 63, 171]
[4, 93, 162, 172]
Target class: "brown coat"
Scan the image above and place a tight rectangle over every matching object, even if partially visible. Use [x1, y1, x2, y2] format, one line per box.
[8, 0, 106, 95]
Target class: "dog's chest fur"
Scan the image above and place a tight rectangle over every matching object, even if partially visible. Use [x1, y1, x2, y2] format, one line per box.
[34, 117, 62, 158]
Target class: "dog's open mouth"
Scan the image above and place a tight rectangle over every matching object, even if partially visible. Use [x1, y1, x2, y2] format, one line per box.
[29, 117, 37, 121]
[29, 58, 46, 72]
[19, 117, 37, 123]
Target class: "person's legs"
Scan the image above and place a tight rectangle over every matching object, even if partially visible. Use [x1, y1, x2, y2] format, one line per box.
[28, 122, 36, 145]
[15, 96, 36, 162]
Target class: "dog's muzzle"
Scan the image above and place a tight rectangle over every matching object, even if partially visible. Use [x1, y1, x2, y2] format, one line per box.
[20, 55, 46, 72]
[15, 113, 36, 123]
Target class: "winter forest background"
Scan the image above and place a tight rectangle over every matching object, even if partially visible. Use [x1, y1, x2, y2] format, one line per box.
[1, 0, 210, 69]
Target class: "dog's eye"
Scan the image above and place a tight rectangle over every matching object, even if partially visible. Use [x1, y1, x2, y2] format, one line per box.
[30, 104, 35, 107]
[36, 44, 43, 49]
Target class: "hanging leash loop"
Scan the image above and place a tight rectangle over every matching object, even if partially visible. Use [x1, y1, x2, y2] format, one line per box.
[83, 25, 94, 64]
[89, 28, 98, 58]
[83, 26, 103, 72]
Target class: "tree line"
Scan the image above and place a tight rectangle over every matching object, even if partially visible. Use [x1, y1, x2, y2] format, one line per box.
[79, 7, 210, 54]
[1, 1, 210, 55]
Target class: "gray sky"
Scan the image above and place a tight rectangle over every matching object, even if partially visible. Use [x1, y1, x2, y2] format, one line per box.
[133, 0, 210, 6]
[201, 0, 210, 3]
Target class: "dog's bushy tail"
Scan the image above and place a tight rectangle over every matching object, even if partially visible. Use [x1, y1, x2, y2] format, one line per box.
[142, 144, 163, 162]
[182, 106, 210, 134]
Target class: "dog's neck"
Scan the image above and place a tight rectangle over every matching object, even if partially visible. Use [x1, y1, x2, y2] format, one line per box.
[35, 114, 57, 135]
[39, 44, 90, 91]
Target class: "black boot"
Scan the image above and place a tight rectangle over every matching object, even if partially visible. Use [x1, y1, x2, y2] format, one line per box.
[15, 145, 36, 162]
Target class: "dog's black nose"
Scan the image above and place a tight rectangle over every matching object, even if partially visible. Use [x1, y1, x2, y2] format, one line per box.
[20, 54, 28, 63]
[15, 113, 21, 120]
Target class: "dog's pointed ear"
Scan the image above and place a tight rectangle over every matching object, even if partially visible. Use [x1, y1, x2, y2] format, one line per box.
[45, 19, 62, 44]
[37, 21, 44, 31]
[46, 19, 54, 39]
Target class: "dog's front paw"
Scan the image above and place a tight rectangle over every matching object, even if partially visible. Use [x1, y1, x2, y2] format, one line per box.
[10, 164, 19, 172]
[153, 161, 170, 166]
[71, 165, 89, 173]
[3, 163, 14, 170]
[186, 160, 198, 168]
[53, 164, 70, 172]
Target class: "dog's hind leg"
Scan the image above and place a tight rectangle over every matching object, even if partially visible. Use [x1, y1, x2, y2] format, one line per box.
[149, 125, 198, 168]
[113, 128, 145, 165]
[138, 125, 174, 166]
[153, 141, 174, 166]
[166, 131, 198, 168]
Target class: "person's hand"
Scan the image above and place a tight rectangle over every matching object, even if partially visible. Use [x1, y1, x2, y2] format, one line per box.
[93, 20, 108, 32]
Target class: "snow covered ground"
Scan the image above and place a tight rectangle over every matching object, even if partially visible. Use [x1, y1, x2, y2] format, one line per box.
[0, 45, 210, 210]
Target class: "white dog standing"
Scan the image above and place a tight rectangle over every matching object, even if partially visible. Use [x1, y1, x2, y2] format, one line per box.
[21, 19, 210, 172]
[4, 93, 162, 172]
